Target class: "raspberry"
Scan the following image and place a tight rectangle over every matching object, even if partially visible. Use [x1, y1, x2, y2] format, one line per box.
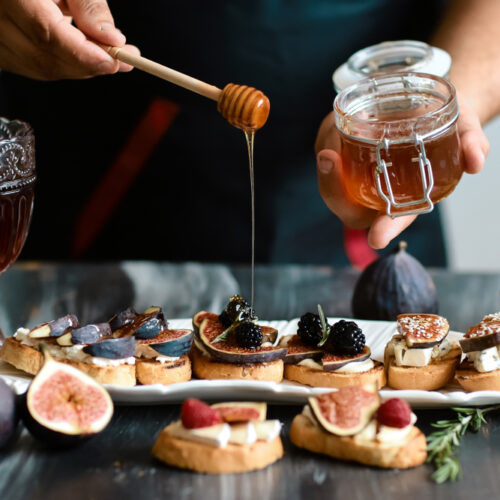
[376, 398, 412, 428]
[181, 398, 222, 429]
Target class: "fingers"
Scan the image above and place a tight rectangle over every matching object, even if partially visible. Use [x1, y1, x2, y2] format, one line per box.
[65, 0, 125, 47]
[457, 95, 490, 174]
[316, 148, 417, 249]
[316, 149, 377, 229]
[367, 213, 417, 249]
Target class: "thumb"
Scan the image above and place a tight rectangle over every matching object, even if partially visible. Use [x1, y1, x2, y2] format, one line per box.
[66, 0, 126, 47]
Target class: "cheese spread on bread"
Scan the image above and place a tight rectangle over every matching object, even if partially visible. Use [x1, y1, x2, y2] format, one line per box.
[168, 419, 281, 448]
[297, 357, 375, 373]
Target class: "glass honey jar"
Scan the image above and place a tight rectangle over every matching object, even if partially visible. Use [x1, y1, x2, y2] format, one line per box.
[334, 71, 462, 217]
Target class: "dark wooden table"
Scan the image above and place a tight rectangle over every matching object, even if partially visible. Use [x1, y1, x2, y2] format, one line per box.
[2, 261, 500, 500]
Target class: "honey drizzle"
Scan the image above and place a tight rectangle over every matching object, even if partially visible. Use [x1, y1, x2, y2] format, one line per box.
[244, 130, 256, 309]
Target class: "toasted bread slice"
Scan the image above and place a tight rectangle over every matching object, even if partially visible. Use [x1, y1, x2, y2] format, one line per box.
[136, 356, 191, 385]
[152, 423, 284, 474]
[0, 336, 136, 386]
[455, 360, 500, 391]
[191, 344, 283, 382]
[290, 414, 426, 469]
[384, 345, 461, 390]
[284, 361, 386, 389]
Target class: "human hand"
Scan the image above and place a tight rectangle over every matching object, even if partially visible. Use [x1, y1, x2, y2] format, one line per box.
[0, 0, 140, 80]
[314, 93, 489, 249]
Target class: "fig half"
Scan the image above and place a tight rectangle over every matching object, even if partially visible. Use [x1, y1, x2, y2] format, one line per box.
[308, 386, 379, 437]
[397, 313, 449, 348]
[23, 345, 113, 447]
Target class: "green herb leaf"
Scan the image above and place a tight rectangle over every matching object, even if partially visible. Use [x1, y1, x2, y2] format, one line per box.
[426, 404, 500, 483]
[212, 325, 233, 344]
[317, 304, 330, 347]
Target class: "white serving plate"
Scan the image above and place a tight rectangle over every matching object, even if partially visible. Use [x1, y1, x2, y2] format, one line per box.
[1, 318, 499, 409]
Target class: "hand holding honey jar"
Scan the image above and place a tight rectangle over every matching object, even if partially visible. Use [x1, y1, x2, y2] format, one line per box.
[315, 41, 489, 250]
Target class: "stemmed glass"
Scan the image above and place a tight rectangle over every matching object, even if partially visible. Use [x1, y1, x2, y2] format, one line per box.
[0, 117, 35, 275]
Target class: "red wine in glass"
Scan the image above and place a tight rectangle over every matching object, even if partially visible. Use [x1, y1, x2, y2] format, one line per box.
[0, 118, 36, 274]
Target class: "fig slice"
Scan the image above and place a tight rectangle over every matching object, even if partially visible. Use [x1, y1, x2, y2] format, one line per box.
[211, 402, 267, 422]
[109, 307, 138, 332]
[57, 323, 112, 346]
[282, 335, 323, 364]
[23, 345, 113, 447]
[308, 386, 380, 437]
[192, 311, 218, 337]
[460, 314, 500, 353]
[397, 313, 449, 348]
[112, 307, 165, 339]
[29, 315, 79, 339]
[198, 316, 286, 364]
[83, 337, 136, 359]
[321, 346, 371, 371]
[136, 329, 194, 357]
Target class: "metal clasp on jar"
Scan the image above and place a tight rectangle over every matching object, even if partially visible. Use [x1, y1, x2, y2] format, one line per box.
[374, 134, 434, 218]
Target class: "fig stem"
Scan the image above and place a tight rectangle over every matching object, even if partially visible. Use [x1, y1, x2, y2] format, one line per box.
[398, 241, 408, 252]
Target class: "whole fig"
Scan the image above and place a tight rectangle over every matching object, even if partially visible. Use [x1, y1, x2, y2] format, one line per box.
[351, 241, 439, 321]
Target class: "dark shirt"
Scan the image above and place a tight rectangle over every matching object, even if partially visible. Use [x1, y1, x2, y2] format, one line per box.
[0, 0, 448, 266]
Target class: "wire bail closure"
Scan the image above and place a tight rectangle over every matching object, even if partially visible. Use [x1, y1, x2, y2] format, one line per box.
[374, 134, 434, 218]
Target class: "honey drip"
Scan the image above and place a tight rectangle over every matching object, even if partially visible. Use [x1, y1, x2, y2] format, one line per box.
[244, 130, 256, 309]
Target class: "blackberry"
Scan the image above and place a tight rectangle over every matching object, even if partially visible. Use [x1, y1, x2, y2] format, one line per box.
[219, 295, 249, 327]
[235, 321, 263, 349]
[327, 320, 365, 355]
[297, 312, 327, 346]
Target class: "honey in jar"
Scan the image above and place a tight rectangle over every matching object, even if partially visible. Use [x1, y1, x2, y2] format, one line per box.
[334, 72, 462, 217]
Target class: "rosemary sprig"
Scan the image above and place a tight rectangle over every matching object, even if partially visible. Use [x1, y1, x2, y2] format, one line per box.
[316, 304, 331, 347]
[427, 404, 500, 483]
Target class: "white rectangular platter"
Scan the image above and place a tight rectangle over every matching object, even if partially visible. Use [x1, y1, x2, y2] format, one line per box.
[1, 317, 499, 409]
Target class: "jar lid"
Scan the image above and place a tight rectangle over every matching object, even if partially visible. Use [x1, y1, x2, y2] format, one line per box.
[333, 40, 451, 92]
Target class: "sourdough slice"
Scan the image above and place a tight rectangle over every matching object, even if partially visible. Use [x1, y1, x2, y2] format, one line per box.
[385, 345, 461, 390]
[290, 414, 426, 469]
[136, 356, 191, 385]
[455, 361, 500, 391]
[152, 423, 283, 474]
[0, 336, 136, 386]
[284, 361, 386, 389]
[191, 344, 284, 382]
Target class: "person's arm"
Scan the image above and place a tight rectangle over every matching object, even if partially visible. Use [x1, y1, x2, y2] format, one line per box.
[315, 0, 495, 250]
[0, 0, 139, 80]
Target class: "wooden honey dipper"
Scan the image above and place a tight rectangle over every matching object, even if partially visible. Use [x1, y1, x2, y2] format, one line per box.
[104, 46, 270, 131]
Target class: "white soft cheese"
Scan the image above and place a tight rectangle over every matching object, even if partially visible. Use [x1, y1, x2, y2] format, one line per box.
[298, 358, 323, 370]
[467, 346, 500, 373]
[353, 420, 377, 443]
[228, 422, 257, 445]
[388, 336, 433, 367]
[253, 420, 282, 442]
[297, 357, 374, 373]
[278, 334, 295, 347]
[335, 358, 375, 373]
[376, 413, 417, 444]
[168, 421, 231, 447]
